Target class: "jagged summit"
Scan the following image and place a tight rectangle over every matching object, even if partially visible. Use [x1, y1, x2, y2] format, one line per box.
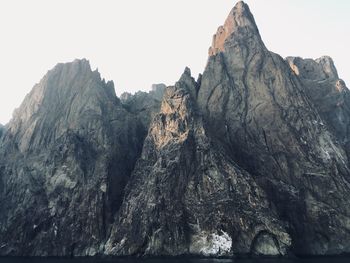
[44, 58, 114, 92]
[151, 83, 167, 100]
[5, 58, 118, 153]
[199, 0, 350, 256]
[53, 58, 91, 71]
[286, 56, 339, 80]
[120, 83, 165, 128]
[106, 69, 291, 257]
[0, 58, 147, 256]
[286, 56, 350, 145]
[1, 1, 350, 258]
[209, 1, 261, 56]
[46, 59, 100, 84]
[120, 83, 166, 104]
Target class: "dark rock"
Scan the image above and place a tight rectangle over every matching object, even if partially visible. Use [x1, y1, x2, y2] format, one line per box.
[286, 56, 350, 153]
[105, 69, 290, 257]
[120, 84, 165, 128]
[0, 59, 145, 256]
[1, 0, 350, 258]
[197, 1, 350, 255]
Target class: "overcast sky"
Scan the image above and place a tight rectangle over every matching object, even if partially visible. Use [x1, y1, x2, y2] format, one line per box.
[0, 0, 349, 124]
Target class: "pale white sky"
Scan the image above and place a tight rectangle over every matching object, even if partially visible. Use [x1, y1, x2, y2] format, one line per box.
[0, 0, 349, 124]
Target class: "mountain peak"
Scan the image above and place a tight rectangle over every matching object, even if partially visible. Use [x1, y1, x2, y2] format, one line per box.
[2, 1, 350, 258]
[286, 56, 339, 80]
[47, 58, 97, 80]
[6, 58, 118, 152]
[209, 1, 260, 56]
[233, 0, 250, 13]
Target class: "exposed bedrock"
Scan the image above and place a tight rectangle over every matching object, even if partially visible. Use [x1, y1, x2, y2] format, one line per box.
[1, 0, 350, 257]
[197, 1, 350, 255]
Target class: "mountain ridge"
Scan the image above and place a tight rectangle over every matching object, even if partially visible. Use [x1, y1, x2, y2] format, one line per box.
[1, 0, 350, 257]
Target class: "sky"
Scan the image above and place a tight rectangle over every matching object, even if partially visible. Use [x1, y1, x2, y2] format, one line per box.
[0, 0, 349, 124]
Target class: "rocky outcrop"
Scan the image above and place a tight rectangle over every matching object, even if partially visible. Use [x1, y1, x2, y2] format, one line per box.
[120, 84, 165, 128]
[286, 56, 350, 153]
[1, 0, 350, 258]
[0, 59, 145, 256]
[106, 69, 291, 257]
[198, 1, 350, 255]
[151, 84, 167, 101]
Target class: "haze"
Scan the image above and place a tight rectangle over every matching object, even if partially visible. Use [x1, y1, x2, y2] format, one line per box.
[0, 0, 349, 124]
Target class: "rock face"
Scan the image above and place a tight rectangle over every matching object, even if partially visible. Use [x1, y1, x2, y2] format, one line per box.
[120, 84, 165, 128]
[1, 0, 350, 258]
[0, 59, 146, 256]
[105, 69, 291, 256]
[197, 1, 350, 255]
[286, 56, 350, 154]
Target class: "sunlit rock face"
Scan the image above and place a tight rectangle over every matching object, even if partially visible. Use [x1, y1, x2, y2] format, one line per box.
[198, 0, 350, 256]
[1, 0, 350, 258]
[105, 69, 291, 256]
[197, 0, 350, 254]
[208, 1, 261, 56]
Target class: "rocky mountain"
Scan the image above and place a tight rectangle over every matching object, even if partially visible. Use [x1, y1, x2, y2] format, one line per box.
[197, 2, 350, 255]
[1, 0, 350, 258]
[0, 59, 148, 256]
[286, 56, 350, 155]
[105, 68, 291, 257]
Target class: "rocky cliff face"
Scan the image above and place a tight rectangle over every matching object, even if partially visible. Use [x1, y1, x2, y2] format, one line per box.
[197, 2, 350, 255]
[0, 59, 146, 256]
[120, 83, 166, 128]
[1, 0, 350, 258]
[286, 56, 350, 155]
[106, 69, 291, 257]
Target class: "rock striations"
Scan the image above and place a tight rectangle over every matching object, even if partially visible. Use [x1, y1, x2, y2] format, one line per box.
[0, 59, 148, 256]
[198, 2, 350, 255]
[105, 69, 290, 256]
[286, 56, 350, 154]
[0, 0, 350, 258]
[120, 83, 166, 129]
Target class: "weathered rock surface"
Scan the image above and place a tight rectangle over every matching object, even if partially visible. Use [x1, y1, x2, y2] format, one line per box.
[106, 69, 291, 257]
[286, 56, 350, 154]
[0, 59, 145, 256]
[1, 0, 350, 258]
[198, 1, 350, 255]
[120, 83, 165, 128]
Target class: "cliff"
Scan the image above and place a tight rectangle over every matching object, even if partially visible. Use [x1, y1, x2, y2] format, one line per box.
[0, 1, 349, 257]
